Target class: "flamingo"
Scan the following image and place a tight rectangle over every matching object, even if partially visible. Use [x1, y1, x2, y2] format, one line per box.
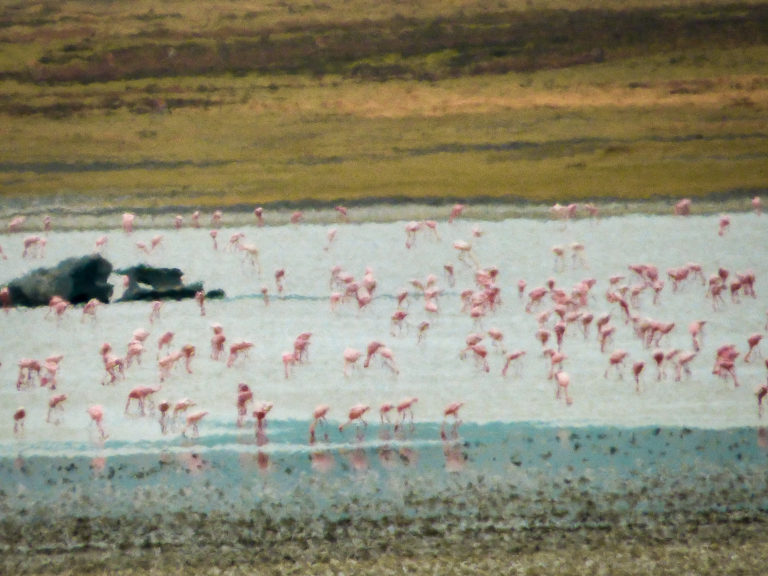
[554, 371, 573, 405]
[310, 404, 330, 442]
[87, 405, 108, 439]
[343, 348, 362, 376]
[338, 404, 370, 432]
[183, 410, 208, 438]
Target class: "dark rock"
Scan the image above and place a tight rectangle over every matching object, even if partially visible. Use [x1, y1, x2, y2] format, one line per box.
[116, 264, 184, 292]
[6, 254, 113, 307]
[115, 264, 225, 302]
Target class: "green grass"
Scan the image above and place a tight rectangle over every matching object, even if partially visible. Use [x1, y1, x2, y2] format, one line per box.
[0, 1, 767, 210]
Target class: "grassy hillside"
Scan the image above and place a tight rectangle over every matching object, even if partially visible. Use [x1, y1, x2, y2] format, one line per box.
[0, 1, 766, 211]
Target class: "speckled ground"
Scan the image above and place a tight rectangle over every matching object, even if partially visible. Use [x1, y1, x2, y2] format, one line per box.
[3, 512, 767, 575]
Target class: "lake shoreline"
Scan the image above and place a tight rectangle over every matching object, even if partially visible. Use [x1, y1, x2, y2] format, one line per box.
[3, 511, 766, 575]
[1, 192, 766, 233]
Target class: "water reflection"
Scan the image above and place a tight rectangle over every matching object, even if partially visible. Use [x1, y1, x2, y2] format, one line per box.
[757, 426, 767, 450]
[256, 427, 270, 473]
[441, 420, 466, 472]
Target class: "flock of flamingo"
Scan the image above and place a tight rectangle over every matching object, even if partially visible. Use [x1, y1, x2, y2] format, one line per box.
[2, 197, 768, 452]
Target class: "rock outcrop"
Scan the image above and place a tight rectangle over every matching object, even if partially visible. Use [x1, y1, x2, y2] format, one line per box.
[6, 254, 113, 307]
[116, 264, 225, 302]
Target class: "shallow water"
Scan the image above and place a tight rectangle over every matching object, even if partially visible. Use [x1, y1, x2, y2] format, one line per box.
[1, 208, 767, 526]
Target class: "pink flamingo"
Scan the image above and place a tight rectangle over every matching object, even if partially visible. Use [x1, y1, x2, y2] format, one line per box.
[544, 349, 567, 379]
[554, 371, 573, 405]
[239, 243, 261, 272]
[444, 401, 464, 422]
[157, 331, 174, 353]
[94, 235, 108, 253]
[158, 351, 183, 382]
[364, 341, 385, 368]
[227, 232, 245, 251]
[405, 221, 421, 249]
[757, 384, 768, 417]
[22, 235, 45, 258]
[379, 347, 400, 374]
[502, 350, 526, 377]
[173, 398, 196, 421]
[674, 351, 697, 381]
[293, 332, 312, 363]
[752, 196, 762, 216]
[47, 393, 68, 423]
[150, 234, 164, 251]
[236, 383, 253, 426]
[290, 211, 304, 224]
[184, 410, 209, 438]
[465, 343, 490, 372]
[713, 344, 740, 387]
[395, 396, 418, 430]
[8, 215, 26, 233]
[102, 353, 125, 385]
[13, 407, 25, 435]
[343, 348, 362, 376]
[526, 287, 548, 312]
[16, 358, 42, 390]
[517, 279, 527, 299]
[417, 320, 430, 343]
[488, 327, 506, 353]
[391, 310, 408, 335]
[652, 348, 667, 380]
[40, 355, 62, 389]
[181, 344, 196, 373]
[195, 290, 206, 316]
[210, 324, 226, 360]
[275, 268, 285, 293]
[254, 206, 264, 226]
[536, 328, 551, 348]
[310, 404, 331, 442]
[442, 401, 464, 439]
[125, 340, 145, 368]
[744, 333, 763, 363]
[125, 385, 161, 415]
[453, 240, 478, 268]
[253, 401, 274, 432]
[689, 320, 706, 352]
[81, 298, 101, 322]
[632, 361, 645, 392]
[444, 264, 455, 287]
[598, 323, 616, 353]
[338, 404, 370, 431]
[227, 340, 254, 367]
[673, 198, 691, 216]
[122, 212, 135, 234]
[448, 203, 465, 223]
[149, 300, 163, 324]
[87, 405, 108, 439]
[379, 403, 395, 425]
[580, 312, 594, 338]
[325, 228, 338, 251]
[718, 215, 730, 236]
[282, 352, 296, 378]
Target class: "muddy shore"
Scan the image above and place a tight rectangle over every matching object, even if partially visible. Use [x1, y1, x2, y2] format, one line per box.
[3, 511, 766, 575]
[0, 194, 765, 233]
